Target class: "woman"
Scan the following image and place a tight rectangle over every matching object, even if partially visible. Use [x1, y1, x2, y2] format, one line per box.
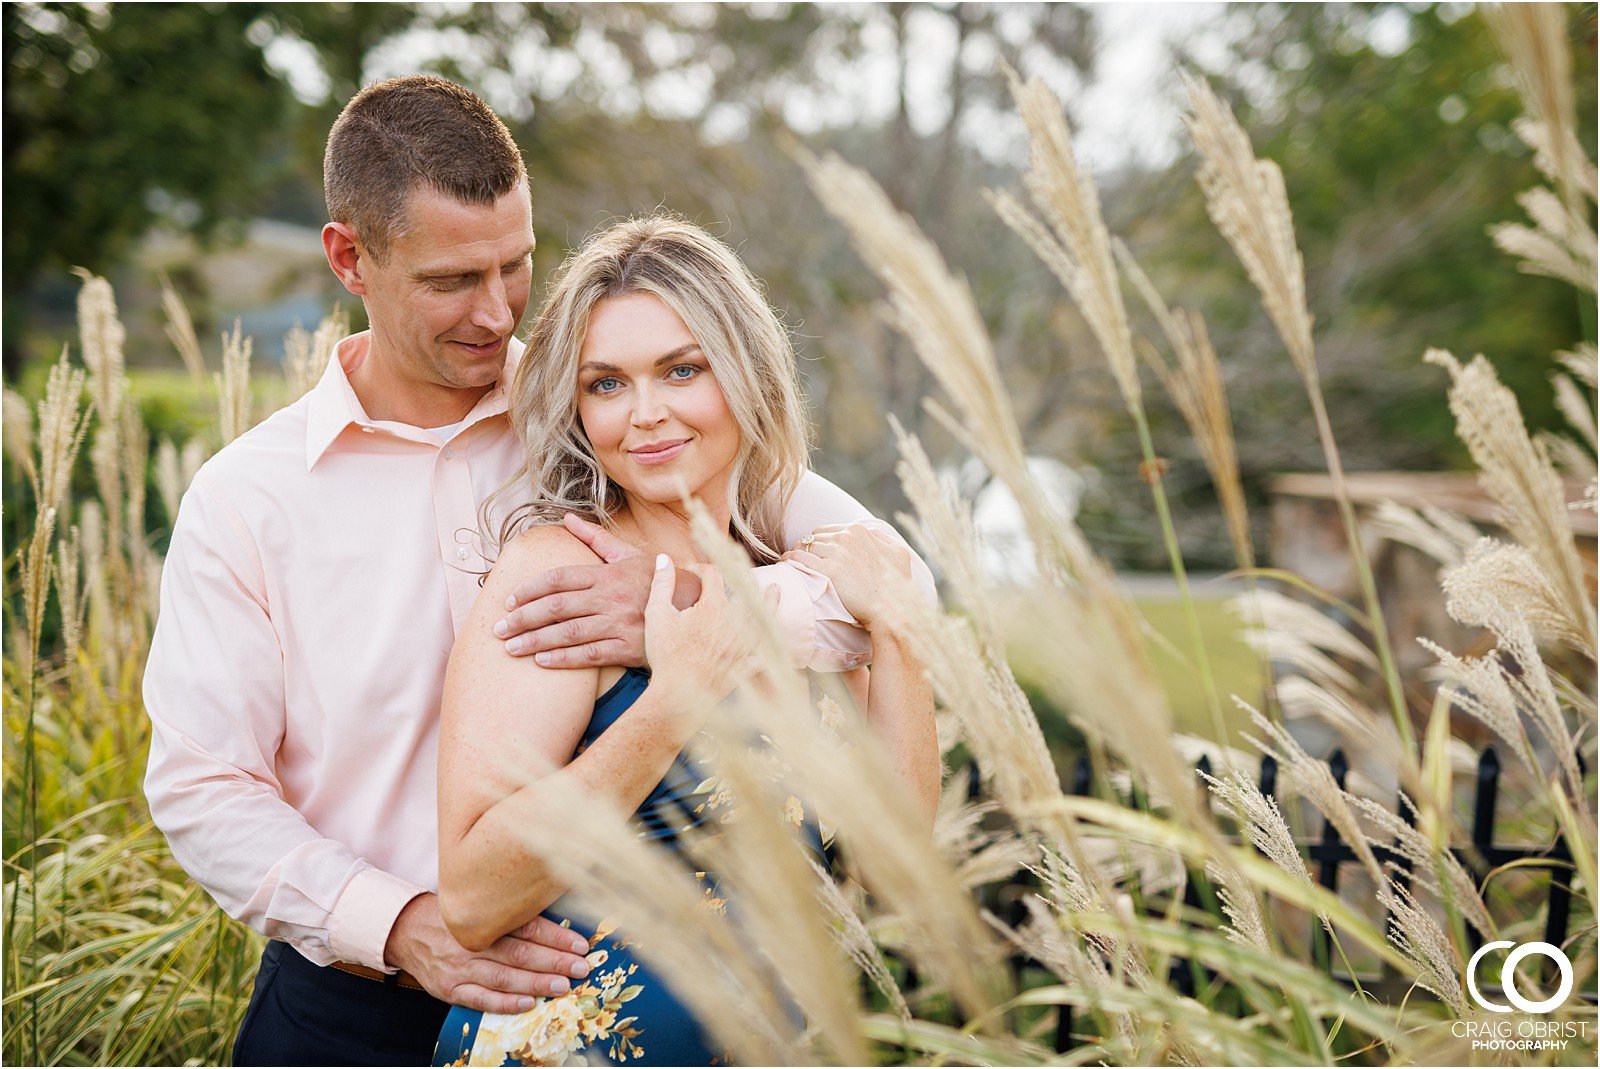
[431, 216, 938, 1066]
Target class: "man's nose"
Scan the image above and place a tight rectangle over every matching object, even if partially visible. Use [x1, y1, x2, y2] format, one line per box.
[470, 273, 515, 336]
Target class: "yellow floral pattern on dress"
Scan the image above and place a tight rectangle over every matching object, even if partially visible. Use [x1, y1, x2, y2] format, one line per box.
[451, 920, 645, 1067]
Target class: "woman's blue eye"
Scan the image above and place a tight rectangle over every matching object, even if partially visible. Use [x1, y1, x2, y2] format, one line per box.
[668, 364, 699, 381]
[590, 377, 621, 394]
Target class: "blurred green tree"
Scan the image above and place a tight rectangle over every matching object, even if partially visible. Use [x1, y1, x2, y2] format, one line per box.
[2, 2, 296, 377]
[1168, 3, 1593, 463]
[1102, 2, 1597, 567]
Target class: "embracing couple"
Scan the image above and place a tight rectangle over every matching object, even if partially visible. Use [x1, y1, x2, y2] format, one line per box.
[142, 75, 939, 1066]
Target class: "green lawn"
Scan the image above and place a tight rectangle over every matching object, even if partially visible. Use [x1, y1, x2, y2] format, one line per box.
[1134, 596, 1262, 746]
[1000, 588, 1264, 757]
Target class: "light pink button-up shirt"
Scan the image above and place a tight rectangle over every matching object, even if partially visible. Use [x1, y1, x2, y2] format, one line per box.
[143, 331, 930, 972]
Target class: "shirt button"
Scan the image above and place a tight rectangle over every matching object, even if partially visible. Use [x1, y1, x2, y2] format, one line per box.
[443, 448, 454, 459]
[456, 546, 471, 561]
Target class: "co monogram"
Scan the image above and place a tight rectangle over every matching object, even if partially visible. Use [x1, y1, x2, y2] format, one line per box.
[1466, 941, 1574, 1014]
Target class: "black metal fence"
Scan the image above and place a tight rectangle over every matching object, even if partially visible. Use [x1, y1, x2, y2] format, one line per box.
[964, 744, 1588, 1053]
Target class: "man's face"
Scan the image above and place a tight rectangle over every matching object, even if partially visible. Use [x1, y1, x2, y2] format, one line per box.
[356, 181, 534, 394]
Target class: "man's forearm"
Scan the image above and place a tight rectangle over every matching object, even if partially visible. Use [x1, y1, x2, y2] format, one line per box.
[146, 741, 429, 969]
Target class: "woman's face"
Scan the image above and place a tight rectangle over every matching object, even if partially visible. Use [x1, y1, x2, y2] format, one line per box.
[576, 291, 741, 512]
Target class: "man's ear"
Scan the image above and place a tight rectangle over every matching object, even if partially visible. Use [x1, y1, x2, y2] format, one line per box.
[322, 222, 368, 296]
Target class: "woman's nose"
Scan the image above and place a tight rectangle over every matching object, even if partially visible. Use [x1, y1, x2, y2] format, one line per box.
[630, 385, 667, 427]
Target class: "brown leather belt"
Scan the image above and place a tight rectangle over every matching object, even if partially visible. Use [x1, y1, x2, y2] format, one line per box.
[331, 960, 426, 991]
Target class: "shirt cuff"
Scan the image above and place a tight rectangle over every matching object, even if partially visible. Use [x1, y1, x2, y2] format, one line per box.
[328, 866, 430, 971]
[755, 562, 872, 673]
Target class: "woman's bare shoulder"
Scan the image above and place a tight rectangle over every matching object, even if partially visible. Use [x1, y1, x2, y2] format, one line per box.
[487, 521, 605, 584]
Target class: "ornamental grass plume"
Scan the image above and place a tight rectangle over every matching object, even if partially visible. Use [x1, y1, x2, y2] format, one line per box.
[686, 504, 1007, 1022]
[75, 270, 125, 460]
[1200, 768, 1318, 918]
[283, 305, 349, 401]
[683, 724, 869, 1066]
[1484, 5, 1593, 213]
[1271, 675, 1401, 772]
[1425, 348, 1596, 649]
[888, 417, 1002, 650]
[1551, 362, 1597, 452]
[1430, 576, 1586, 803]
[799, 144, 1205, 832]
[34, 350, 92, 520]
[1491, 185, 1598, 292]
[1347, 793, 1493, 938]
[1558, 343, 1598, 387]
[990, 69, 1138, 414]
[5, 387, 37, 487]
[1185, 70, 1416, 755]
[495, 759, 821, 1065]
[931, 787, 1033, 893]
[55, 525, 86, 663]
[1243, 709, 1384, 886]
[1182, 73, 1315, 385]
[217, 320, 253, 446]
[1368, 501, 1482, 572]
[1202, 858, 1270, 954]
[803, 855, 910, 1019]
[993, 69, 1232, 751]
[792, 142, 1099, 589]
[159, 273, 207, 388]
[1117, 243, 1252, 570]
[1229, 589, 1380, 680]
[1415, 637, 1534, 773]
[1445, 537, 1593, 658]
[1485, 6, 1598, 293]
[1377, 880, 1467, 1017]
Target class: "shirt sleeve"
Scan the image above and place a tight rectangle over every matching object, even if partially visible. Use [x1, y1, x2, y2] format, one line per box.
[142, 473, 426, 971]
[751, 470, 938, 673]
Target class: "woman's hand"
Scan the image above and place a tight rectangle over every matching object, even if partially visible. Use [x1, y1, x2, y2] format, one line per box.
[782, 524, 926, 631]
[642, 554, 754, 721]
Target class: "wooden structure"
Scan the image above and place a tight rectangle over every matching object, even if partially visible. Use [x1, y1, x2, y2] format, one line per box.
[1267, 471, 1596, 681]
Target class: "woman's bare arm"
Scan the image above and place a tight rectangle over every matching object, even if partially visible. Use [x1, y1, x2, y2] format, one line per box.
[789, 525, 941, 828]
[437, 527, 696, 951]
[845, 627, 940, 826]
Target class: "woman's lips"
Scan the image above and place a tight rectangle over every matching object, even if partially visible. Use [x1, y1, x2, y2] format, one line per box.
[628, 439, 690, 466]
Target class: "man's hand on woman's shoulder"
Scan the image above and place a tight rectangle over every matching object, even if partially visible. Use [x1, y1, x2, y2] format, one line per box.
[496, 514, 699, 668]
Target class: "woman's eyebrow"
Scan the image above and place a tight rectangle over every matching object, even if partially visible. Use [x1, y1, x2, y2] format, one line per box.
[579, 344, 702, 374]
[652, 344, 702, 365]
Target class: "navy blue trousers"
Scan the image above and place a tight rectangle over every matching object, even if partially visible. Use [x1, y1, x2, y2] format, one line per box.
[233, 942, 450, 1066]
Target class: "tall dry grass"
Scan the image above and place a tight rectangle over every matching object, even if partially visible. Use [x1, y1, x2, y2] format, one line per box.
[3, 10, 1596, 1066]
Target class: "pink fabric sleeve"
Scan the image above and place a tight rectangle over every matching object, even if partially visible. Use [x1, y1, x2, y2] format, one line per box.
[142, 475, 425, 971]
[755, 471, 937, 673]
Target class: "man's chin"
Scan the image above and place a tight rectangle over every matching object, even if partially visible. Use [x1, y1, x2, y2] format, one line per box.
[437, 353, 508, 390]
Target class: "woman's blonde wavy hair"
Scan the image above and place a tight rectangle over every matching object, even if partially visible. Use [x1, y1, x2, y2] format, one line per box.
[487, 214, 811, 563]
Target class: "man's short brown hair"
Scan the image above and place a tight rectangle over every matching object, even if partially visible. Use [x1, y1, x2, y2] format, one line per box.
[323, 74, 527, 258]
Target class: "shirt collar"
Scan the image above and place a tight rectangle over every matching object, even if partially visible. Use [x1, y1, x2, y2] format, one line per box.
[304, 331, 523, 470]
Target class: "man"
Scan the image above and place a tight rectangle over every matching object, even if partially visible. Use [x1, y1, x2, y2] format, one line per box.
[143, 74, 930, 1065]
